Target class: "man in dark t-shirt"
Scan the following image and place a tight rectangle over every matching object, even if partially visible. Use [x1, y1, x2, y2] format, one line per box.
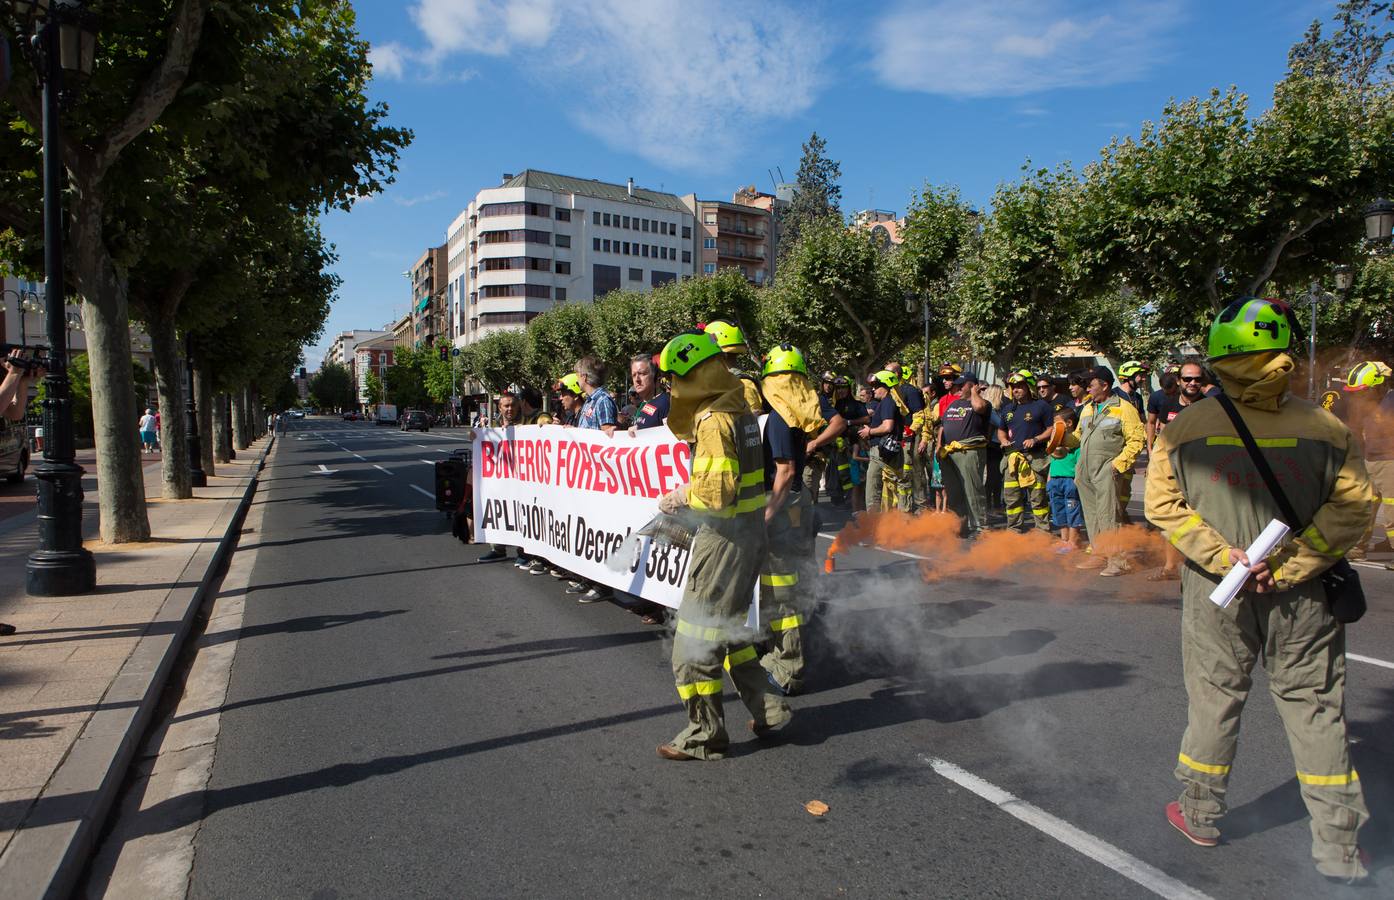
[937, 374, 991, 535]
[998, 369, 1054, 532]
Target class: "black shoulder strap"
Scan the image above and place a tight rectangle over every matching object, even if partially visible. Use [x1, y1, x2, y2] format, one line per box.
[1214, 392, 1303, 530]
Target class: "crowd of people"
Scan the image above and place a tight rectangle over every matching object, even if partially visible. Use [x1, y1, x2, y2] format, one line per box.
[461, 300, 1387, 883]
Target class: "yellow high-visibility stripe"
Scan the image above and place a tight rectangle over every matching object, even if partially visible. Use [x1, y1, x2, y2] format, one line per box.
[735, 494, 766, 514]
[1005, 506, 1024, 516]
[769, 614, 804, 632]
[1033, 507, 1050, 516]
[723, 645, 757, 670]
[688, 492, 736, 518]
[1301, 524, 1342, 558]
[739, 471, 763, 487]
[676, 678, 724, 700]
[1296, 769, 1359, 786]
[760, 573, 798, 587]
[837, 463, 850, 471]
[1003, 481, 1020, 489]
[1178, 752, 1231, 775]
[675, 619, 723, 642]
[692, 456, 737, 473]
[1380, 497, 1394, 505]
[1206, 436, 1298, 448]
[1169, 514, 1203, 547]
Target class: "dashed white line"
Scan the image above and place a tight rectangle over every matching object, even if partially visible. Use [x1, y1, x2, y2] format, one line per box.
[420, 459, 434, 466]
[351, 453, 366, 460]
[922, 756, 1214, 900]
[1349, 653, 1394, 671]
[409, 484, 434, 499]
[373, 464, 395, 476]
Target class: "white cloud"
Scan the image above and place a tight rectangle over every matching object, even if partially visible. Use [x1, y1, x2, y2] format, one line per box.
[394, 190, 450, 208]
[369, 42, 409, 81]
[870, 1, 1181, 98]
[398, 0, 830, 170]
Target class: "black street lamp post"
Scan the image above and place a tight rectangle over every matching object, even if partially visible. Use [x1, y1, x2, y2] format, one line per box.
[185, 332, 206, 487]
[1366, 199, 1394, 255]
[9, 0, 97, 595]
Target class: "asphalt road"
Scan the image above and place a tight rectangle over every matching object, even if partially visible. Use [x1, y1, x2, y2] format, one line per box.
[176, 417, 1392, 899]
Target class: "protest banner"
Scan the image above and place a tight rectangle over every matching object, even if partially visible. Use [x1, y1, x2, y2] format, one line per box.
[472, 423, 699, 608]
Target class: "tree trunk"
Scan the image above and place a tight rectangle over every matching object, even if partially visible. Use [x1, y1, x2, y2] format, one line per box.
[253, 392, 264, 438]
[212, 391, 231, 463]
[147, 316, 191, 499]
[71, 192, 150, 542]
[195, 361, 215, 476]
[232, 389, 249, 450]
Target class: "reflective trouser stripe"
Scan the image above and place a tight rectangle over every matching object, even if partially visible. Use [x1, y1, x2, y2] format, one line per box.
[1296, 769, 1359, 786]
[1382, 497, 1394, 505]
[1003, 481, 1019, 489]
[1032, 507, 1050, 517]
[723, 645, 758, 671]
[692, 456, 737, 473]
[675, 619, 723, 642]
[769, 614, 804, 632]
[1005, 506, 1023, 516]
[1206, 436, 1298, 448]
[1170, 513, 1203, 546]
[676, 679, 724, 700]
[739, 472, 764, 487]
[761, 573, 798, 587]
[1178, 752, 1231, 776]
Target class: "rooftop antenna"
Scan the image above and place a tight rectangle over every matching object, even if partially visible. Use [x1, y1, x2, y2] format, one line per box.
[776, 166, 785, 183]
[768, 168, 777, 191]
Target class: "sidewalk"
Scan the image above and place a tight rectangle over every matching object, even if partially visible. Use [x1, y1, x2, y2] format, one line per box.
[0, 437, 273, 900]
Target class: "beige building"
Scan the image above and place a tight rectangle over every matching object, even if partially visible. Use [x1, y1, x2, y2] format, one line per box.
[852, 209, 905, 247]
[410, 245, 449, 348]
[682, 188, 777, 285]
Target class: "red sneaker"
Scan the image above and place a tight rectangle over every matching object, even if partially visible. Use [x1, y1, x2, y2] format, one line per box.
[1166, 801, 1218, 847]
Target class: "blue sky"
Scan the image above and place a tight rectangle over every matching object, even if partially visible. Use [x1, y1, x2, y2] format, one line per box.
[307, 0, 1335, 367]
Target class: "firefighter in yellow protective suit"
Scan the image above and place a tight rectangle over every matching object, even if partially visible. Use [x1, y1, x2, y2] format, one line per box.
[1145, 297, 1376, 883]
[655, 332, 792, 761]
[1341, 361, 1394, 565]
[1067, 365, 1145, 576]
[758, 344, 825, 695]
[702, 318, 764, 415]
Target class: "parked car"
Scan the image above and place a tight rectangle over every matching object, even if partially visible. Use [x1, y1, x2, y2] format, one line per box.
[400, 409, 430, 432]
[342, 411, 360, 421]
[0, 420, 30, 484]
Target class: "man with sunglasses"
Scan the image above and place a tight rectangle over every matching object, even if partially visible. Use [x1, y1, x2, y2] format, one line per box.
[1036, 375, 1072, 416]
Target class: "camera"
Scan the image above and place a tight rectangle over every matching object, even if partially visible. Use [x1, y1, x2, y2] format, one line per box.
[2, 344, 52, 374]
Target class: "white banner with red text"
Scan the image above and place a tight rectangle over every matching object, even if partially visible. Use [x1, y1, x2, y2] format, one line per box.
[472, 423, 705, 608]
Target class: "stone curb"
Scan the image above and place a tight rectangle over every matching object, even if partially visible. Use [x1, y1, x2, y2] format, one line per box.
[0, 435, 275, 900]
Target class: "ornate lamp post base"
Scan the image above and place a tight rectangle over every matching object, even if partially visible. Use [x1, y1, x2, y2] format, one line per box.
[27, 461, 95, 595]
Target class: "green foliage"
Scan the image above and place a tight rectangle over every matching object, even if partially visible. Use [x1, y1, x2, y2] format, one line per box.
[308, 362, 355, 411]
[1289, 0, 1392, 88]
[779, 132, 843, 254]
[271, 378, 301, 413]
[32, 354, 153, 442]
[466, 330, 529, 393]
[524, 301, 597, 388]
[363, 371, 384, 407]
[384, 345, 432, 410]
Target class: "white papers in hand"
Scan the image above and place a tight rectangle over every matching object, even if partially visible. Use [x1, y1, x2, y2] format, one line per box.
[1207, 519, 1290, 608]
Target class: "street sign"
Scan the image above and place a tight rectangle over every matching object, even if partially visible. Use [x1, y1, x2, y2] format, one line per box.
[451, 348, 461, 357]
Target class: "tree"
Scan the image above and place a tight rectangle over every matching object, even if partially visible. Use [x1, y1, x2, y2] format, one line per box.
[384, 345, 432, 410]
[951, 166, 1090, 374]
[0, 0, 408, 537]
[759, 218, 912, 377]
[778, 132, 843, 255]
[466, 330, 529, 394]
[1289, 0, 1392, 89]
[363, 371, 384, 407]
[308, 362, 355, 411]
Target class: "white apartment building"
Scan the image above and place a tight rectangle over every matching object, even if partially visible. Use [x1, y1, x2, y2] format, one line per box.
[447, 170, 697, 345]
[323, 329, 390, 375]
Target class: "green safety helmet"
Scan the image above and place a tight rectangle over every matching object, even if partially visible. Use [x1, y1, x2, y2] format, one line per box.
[554, 373, 583, 395]
[700, 318, 748, 354]
[1117, 360, 1148, 378]
[657, 331, 723, 377]
[1207, 297, 1301, 361]
[762, 343, 808, 378]
[1006, 368, 1034, 386]
[1344, 360, 1392, 393]
[868, 369, 899, 389]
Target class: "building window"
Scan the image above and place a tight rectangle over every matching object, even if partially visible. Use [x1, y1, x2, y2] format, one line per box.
[703, 263, 716, 274]
[603, 213, 612, 226]
[594, 263, 621, 296]
[593, 211, 601, 225]
[593, 237, 601, 251]
[556, 261, 571, 275]
[556, 208, 571, 222]
[603, 239, 611, 252]
[556, 234, 571, 248]
[629, 267, 643, 281]
[480, 256, 551, 271]
[622, 216, 630, 229]
[682, 250, 692, 264]
[703, 238, 715, 249]
[641, 219, 650, 232]
[480, 201, 551, 217]
[703, 213, 716, 225]
[556, 287, 567, 302]
[622, 241, 630, 255]
[480, 229, 551, 245]
[651, 270, 676, 287]
[480, 283, 551, 298]
[641, 245, 649, 258]
[682, 225, 691, 239]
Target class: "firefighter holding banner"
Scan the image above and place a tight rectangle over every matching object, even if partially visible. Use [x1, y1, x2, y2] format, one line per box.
[655, 332, 791, 760]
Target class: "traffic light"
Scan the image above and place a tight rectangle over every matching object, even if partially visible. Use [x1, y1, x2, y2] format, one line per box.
[439, 346, 448, 362]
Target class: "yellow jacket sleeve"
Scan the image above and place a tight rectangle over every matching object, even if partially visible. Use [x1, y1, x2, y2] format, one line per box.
[1144, 432, 1235, 576]
[1268, 429, 1378, 587]
[687, 414, 739, 514]
[1112, 401, 1145, 473]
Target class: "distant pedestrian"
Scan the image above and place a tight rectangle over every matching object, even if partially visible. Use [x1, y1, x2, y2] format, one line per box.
[138, 408, 157, 453]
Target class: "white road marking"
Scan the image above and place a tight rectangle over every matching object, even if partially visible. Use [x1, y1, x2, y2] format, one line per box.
[434, 448, 449, 453]
[351, 453, 366, 460]
[420, 459, 434, 466]
[1349, 653, 1394, 671]
[922, 756, 1214, 900]
[816, 530, 927, 561]
[311, 464, 338, 475]
[409, 484, 434, 499]
[373, 464, 394, 476]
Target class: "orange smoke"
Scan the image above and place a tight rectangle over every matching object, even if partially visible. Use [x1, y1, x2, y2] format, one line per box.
[826, 511, 1167, 586]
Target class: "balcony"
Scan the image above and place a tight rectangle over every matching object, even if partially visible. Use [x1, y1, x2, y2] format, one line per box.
[718, 246, 766, 263]
[717, 221, 766, 239]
